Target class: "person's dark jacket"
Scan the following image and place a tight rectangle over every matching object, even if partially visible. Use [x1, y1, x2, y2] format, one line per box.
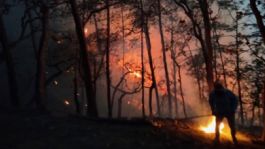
[209, 89, 238, 116]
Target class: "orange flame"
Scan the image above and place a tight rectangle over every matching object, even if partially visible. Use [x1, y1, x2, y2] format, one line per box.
[122, 63, 142, 78]
[200, 116, 224, 134]
[131, 71, 141, 78]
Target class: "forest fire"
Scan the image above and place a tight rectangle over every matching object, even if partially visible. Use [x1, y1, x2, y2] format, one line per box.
[1, 0, 264, 148]
[199, 116, 251, 142]
[200, 116, 224, 134]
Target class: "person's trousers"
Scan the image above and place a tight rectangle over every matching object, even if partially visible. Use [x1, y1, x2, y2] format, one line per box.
[215, 114, 237, 143]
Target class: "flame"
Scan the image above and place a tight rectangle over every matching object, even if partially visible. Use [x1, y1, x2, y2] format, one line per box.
[200, 116, 224, 134]
[132, 71, 141, 78]
[124, 64, 141, 78]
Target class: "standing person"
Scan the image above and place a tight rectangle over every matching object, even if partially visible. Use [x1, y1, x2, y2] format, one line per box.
[209, 80, 238, 145]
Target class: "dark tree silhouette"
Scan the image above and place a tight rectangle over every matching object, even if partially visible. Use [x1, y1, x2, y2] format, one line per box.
[157, 0, 173, 118]
[173, 0, 214, 92]
[249, 0, 265, 141]
[35, 3, 49, 111]
[69, 0, 98, 117]
[0, 8, 20, 107]
[105, 0, 112, 118]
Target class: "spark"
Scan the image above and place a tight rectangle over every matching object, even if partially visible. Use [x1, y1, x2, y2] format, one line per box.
[53, 81, 59, 86]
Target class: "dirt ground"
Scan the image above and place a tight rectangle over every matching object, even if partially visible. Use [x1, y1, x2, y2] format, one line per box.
[0, 111, 264, 149]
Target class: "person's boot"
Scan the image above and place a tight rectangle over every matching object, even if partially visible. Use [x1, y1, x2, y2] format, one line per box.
[232, 136, 238, 146]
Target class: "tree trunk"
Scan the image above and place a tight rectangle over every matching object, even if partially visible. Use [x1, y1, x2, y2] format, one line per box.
[0, 12, 20, 107]
[249, 0, 265, 44]
[251, 105, 255, 126]
[262, 81, 265, 141]
[69, 0, 98, 117]
[117, 93, 126, 118]
[235, 13, 244, 124]
[172, 59, 179, 118]
[25, 0, 38, 57]
[141, 32, 146, 118]
[173, 0, 214, 92]
[35, 5, 49, 111]
[74, 67, 80, 114]
[187, 47, 204, 103]
[197, 77, 203, 102]
[148, 85, 154, 117]
[25, 1, 39, 107]
[169, 25, 178, 118]
[235, 48, 244, 124]
[198, 0, 214, 92]
[176, 63, 187, 118]
[92, 14, 101, 105]
[143, 17, 161, 117]
[74, 46, 80, 114]
[212, 23, 228, 87]
[105, 0, 112, 118]
[213, 40, 218, 80]
[218, 48, 227, 87]
[140, 1, 146, 117]
[157, 0, 172, 118]
[249, 0, 265, 140]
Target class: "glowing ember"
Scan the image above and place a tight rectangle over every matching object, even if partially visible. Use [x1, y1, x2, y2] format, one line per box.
[57, 40, 62, 44]
[53, 80, 59, 86]
[64, 100, 70, 105]
[84, 28, 88, 34]
[200, 116, 224, 134]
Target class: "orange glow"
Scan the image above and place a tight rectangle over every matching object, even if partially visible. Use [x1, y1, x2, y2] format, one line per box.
[200, 116, 224, 134]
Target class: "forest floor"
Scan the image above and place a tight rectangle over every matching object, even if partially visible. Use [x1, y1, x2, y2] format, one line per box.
[0, 110, 264, 149]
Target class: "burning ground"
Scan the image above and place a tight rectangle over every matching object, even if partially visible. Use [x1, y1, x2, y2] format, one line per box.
[0, 111, 264, 149]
